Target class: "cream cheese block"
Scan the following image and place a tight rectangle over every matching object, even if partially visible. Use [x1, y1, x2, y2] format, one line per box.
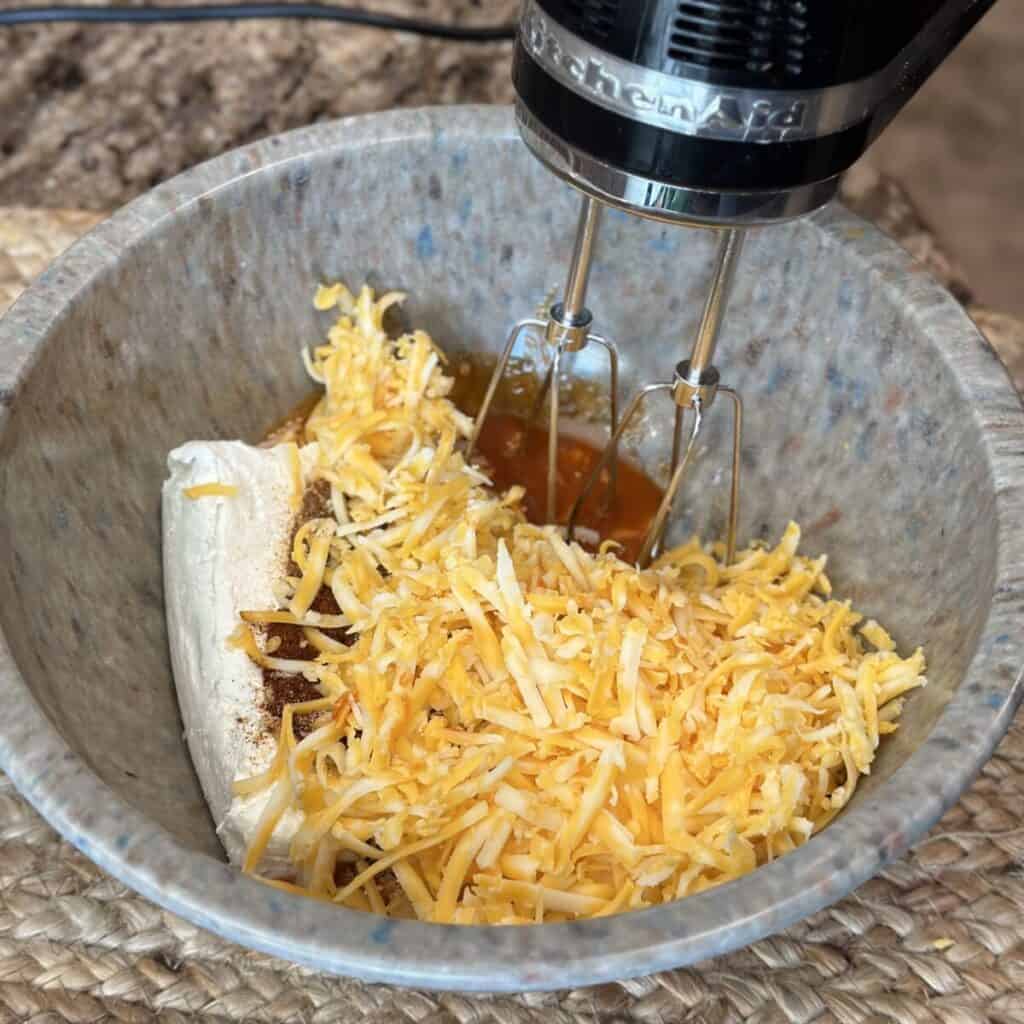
[162, 439, 319, 875]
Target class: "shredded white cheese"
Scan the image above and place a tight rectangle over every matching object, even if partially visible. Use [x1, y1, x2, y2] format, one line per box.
[231, 283, 926, 924]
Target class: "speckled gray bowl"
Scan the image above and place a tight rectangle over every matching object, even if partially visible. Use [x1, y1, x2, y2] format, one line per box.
[0, 106, 1022, 992]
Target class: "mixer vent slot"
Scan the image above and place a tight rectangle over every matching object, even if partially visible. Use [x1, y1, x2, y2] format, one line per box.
[559, 0, 619, 42]
[667, 0, 808, 75]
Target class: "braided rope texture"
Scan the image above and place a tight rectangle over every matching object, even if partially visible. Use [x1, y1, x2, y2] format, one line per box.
[1, 205, 1023, 1023]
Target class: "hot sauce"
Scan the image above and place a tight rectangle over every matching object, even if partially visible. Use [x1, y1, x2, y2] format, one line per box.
[473, 412, 663, 564]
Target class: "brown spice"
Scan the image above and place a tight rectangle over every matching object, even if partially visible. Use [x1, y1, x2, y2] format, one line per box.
[264, 623, 311, 661]
[262, 588, 353, 664]
[375, 869, 401, 906]
[310, 585, 343, 616]
[297, 476, 333, 523]
[334, 860, 359, 888]
[262, 671, 324, 741]
[285, 478, 334, 577]
[259, 585, 354, 741]
[333, 861, 402, 910]
[260, 469, 357, 742]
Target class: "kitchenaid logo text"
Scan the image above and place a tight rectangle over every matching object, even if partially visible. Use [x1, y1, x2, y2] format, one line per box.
[522, 5, 808, 140]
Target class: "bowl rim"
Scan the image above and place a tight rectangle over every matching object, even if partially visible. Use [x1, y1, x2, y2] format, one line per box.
[1, 104, 1023, 992]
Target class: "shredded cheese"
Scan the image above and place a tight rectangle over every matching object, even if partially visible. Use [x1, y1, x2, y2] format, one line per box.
[184, 482, 238, 499]
[231, 283, 927, 925]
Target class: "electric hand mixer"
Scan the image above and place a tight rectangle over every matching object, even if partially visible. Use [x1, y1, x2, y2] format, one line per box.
[468, 0, 996, 567]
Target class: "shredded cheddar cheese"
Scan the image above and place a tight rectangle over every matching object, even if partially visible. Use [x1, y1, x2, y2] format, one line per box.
[231, 283, 926, 924]
[184, 482, 239, 499]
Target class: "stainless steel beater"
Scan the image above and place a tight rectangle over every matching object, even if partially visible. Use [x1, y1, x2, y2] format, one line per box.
[567, 228, 746, 569]
[467, 194, 620, 524]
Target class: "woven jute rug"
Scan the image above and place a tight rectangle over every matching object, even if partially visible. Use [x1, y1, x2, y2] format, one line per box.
[2, 200, 1024, 1023]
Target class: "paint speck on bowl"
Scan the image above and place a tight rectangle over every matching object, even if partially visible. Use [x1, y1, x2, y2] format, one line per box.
[416, 225, 435, 260]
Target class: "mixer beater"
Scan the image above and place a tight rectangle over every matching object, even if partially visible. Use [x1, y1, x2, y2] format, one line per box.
[469, 193, 747, 570]
[568, 227, 745, 569]
[467, 194, 621, 526]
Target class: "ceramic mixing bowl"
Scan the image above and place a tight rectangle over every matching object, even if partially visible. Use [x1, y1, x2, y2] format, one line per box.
[0, 106, 1022, 992]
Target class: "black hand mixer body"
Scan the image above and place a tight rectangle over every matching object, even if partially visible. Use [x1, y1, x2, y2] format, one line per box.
[512, 0, 996, 225]
[469, 0, 998, 567]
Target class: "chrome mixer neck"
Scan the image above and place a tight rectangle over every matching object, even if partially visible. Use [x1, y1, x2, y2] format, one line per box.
[686, 229, 745, 383]
[544, 196, 600, 352]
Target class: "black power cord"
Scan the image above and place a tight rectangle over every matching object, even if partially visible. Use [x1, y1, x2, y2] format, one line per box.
[0, 3, 516, 41]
